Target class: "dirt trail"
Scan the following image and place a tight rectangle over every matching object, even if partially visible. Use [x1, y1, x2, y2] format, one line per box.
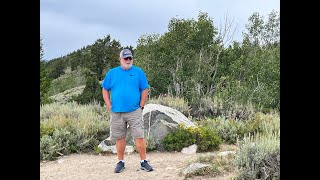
[40, 150, 236, 180]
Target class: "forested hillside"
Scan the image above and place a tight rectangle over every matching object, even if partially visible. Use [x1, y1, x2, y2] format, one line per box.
[41, 10, 279, 115]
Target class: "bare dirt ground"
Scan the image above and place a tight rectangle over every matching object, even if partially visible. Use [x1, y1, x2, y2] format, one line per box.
[40, 145, 237, 180]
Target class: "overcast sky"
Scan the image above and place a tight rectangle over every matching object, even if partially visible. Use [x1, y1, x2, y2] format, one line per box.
[40, 0, 280, 60]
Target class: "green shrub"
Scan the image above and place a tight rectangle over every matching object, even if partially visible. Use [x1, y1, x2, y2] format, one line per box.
[234, 132, 280, 180]
[74, 73, 104, 106]
[49, 85, 85, 104]
[162, 126, 195, 151]
[189, 96, 256, 120]
[259, 150, 280, 179]
[40, 127, 105, 161]
[195, 126, 221, 152]
[40, 101, 110, 161]
[146, 135, 157, 152]
[94, 146, 103, 154]
[40, 121, 54, 138]
[244, 111, 280, 138]
[40, 135, 57, 160]
[41, 92, 53, 105]
[255, 112, 280, 135]
[40, 128, 83, 161]
[163, 125, 221, 152]
[47, 67, 87, 96]
[200, 117, 249, 144]
[199, 111, 280, 145]
[53, 128, 83, 154]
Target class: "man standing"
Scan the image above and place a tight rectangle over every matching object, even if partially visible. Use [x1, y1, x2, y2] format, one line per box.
[101, 49, 153, 173]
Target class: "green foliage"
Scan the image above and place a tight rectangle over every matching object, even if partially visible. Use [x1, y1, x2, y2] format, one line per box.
[259, 150, 280, 179]
[40, 128, 83, 161]
[214, 10, 280, 111]
[40, 101, 110, 161]
[245, 111, 280, 136]
[162, 126, 195, 151]
[135, 12, 219, 98]
[88, 35, 121, 80]
[40, 135, 57, 160]
[244, 10, 280, 46]
[163, 125, 221, 152]
[135, 10, 279, 112]
[42, 10, 279, 114]
[46, 58, 67, 80]
[44, 34, 121, 82]
[145, 135, 157, 152]
[47, 67, 88, 96]
[40, 36, 52, 105]
[40, 121, 54, 138]
[74, 72, 104, 105]
[40, 35, 44, 61]
[199, 111, 280, 145]
[49, 85, 85, 103]
[201, 117, 248, 144]
[195, 126, 221, 152]
[234, 132, 280, 180]
[189, 96, 256, 120]
[94, 146, 103, 154]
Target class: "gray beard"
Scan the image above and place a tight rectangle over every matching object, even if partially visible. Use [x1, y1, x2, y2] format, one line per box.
[122, 63, 132, 69]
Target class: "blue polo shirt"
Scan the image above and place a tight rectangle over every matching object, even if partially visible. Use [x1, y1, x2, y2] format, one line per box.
[101, 66, 149, 112]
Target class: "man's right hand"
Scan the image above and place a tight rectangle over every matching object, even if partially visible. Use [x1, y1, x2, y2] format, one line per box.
[106, 105, 111, 111]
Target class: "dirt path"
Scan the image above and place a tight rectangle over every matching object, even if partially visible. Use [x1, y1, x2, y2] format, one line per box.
[40, 145, 238, 180]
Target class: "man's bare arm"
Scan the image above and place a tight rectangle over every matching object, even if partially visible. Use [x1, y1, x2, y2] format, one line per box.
[102, 88, 111, 110]
[140, 88, 148, 107]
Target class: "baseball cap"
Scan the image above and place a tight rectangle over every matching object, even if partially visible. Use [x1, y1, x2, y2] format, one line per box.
[120, 49, 133, 58]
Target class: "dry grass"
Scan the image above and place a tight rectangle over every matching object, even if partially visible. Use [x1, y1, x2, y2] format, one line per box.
[182, 144, 239, 179]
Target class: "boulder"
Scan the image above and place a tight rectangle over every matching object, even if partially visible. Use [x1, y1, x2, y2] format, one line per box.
[99, 103, 196, 151]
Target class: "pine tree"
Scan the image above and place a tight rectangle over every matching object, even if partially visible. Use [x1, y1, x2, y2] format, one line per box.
[40, 35, 51, 104]
[75, 72, 104, 105]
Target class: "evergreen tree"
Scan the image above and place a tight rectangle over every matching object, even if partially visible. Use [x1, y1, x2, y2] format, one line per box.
[40, 36, 52, 104]
[75, 72, 104, 105]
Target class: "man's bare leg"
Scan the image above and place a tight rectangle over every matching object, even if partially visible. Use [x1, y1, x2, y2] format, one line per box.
[116, 138, 126, 160]
[135, 138, 146, 160]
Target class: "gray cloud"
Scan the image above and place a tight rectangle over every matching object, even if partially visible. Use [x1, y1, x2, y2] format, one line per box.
[40, 0, 279, 60]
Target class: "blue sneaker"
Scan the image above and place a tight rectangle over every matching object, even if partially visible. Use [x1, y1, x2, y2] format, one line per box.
[114, 161, 125, 173]
[140, 160, 153, 172]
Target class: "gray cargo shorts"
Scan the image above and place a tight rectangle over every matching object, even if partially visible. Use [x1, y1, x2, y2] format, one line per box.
[109, 108, 144, 141]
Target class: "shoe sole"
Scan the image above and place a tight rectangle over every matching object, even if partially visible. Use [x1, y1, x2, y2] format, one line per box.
[140, 167, 153, 172]
[114, 167, 125, 173]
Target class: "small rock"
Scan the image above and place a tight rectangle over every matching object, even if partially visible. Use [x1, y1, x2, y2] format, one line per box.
[181, 144, 197, 154]
[217, 151, 236, 157]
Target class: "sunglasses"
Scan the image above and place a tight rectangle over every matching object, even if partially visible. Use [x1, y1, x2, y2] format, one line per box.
[124, 57, 132, 60]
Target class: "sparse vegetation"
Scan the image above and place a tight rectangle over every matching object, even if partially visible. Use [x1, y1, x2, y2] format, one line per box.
[40, 9, 279, 179]
[40, 101, 110, 160]
[234, 132, 280, 180]
[148, 95, 190, 117]
[185, 153, 237, 178]
[48, 67, 88, 96]
[183, 110, 280, 178]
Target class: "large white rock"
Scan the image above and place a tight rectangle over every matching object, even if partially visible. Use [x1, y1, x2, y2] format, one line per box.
[100, 103, 196, 151]
[143, 104, 195, 127]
